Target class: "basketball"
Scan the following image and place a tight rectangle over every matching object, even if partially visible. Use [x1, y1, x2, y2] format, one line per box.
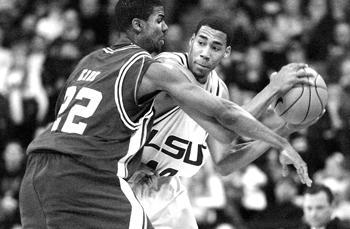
[274, 67, 328, 124]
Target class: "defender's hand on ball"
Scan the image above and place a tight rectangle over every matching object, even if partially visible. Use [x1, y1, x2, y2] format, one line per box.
[269, 63, 313, 97]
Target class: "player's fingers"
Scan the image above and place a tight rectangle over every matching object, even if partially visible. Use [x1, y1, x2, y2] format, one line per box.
[294, 63, 309, 70]
[296, 163, 312, 187]
[282, 164, 289, 177]
[301, 164, 312, 187]
[287, 63, 308, 71]
[296, 68, 313, 78]
[296, 166, 305, 184]
[295, 77, 314, 86]
[269, 71, 278, 80]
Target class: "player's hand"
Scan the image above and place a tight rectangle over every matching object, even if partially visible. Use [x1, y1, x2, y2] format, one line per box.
[279, 144, 312, 187]
[269, 63, 313, 97]
[128, 164, 159, 197]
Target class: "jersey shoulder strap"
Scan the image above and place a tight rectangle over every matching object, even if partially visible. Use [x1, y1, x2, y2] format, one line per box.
[155, 52, 188, 68]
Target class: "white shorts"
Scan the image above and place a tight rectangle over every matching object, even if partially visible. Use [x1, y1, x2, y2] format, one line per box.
[131, 176, 198, 229]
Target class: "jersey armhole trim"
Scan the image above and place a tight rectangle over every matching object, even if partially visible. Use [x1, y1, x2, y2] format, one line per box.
[115, 51, 151, 130]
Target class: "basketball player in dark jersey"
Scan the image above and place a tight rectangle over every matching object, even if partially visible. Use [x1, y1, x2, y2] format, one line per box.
[19, 0, 313, 228]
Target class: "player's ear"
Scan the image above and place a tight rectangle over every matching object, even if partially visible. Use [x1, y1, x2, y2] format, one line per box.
[224, 46, 231, 58]
[131, 18, 144, 33]
[188, 34, 195, 46]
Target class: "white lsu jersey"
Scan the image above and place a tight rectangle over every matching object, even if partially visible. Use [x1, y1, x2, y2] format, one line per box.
[141, 52, 227, 177]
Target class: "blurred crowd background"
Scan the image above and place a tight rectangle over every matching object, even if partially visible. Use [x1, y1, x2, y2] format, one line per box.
[0, 0, 350, 228]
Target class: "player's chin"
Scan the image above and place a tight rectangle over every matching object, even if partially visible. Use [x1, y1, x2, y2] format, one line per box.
[153, 43, 164, 53]
[194, 68, 209, 77]
[155, 39, 165, 51]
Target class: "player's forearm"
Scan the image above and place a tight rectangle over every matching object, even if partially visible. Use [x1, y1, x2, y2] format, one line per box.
[242, 84, 279, 118]
[182, 106, 237, 144]
[217, 101, 289, 151]
[216, 124, 291, 175]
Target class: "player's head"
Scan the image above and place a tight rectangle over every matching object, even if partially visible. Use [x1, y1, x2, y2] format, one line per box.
[303, 184, 334, 228]
[187, 17, 231, 83]
[114, 0, 168, 53]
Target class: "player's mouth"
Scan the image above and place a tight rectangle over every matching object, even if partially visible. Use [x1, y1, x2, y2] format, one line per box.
[195, 62, 210, 70]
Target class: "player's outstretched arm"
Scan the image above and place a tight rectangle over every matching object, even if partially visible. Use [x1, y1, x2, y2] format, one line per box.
[208, 123, 293, 176]
[141, 62, 312, 185]
[209, 117, 320, 180]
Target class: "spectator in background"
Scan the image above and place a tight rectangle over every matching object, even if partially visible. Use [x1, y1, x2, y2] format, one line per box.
[326, 21, 350, 85]
[331, 0, 350, 22]
[258, 1, 289, 72]
[333, 179, 350, 223]
[219, 45, 269, 105]
[247, 177, 304, 229]
[178, 0, 233, 41]
[313, 153, 350, 206]
[304, 0, 335, 64]
[300, 183, 350, 229]
[184, 160, 227, 229]
[6, 36, 48, 147]
[35, 1, 65, 42]
[326, 56, 350, 156]
[0, 94, 9, 153]
[336, 57, 350, 155]
[78, 0, 111, 46]
[329, 21, 350, 59]
[42, 8, 94, 123]
[0, 27, 11, 152]
[239, 164, 268, 221]
[0, 141, 25, 229]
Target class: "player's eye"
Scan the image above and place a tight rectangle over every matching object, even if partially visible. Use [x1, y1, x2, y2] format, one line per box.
[212, 46, 221, 51]
[157, 16, 164, 23]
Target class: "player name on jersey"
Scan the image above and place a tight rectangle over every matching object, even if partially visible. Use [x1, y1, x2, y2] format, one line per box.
[77, 69, 101, 82]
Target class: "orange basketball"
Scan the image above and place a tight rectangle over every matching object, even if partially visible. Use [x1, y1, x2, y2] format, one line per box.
[274, 67, 328, 124]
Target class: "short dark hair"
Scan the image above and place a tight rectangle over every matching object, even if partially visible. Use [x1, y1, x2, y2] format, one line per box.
[114, 0, 163, 32]
[304, 183, 334, 204]
[194, 17, 232, 47]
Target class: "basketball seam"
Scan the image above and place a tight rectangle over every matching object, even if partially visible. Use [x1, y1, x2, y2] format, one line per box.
[315, 73, 326, 117]
[279, 84, 305, 116]
[300, 76, 312, 124]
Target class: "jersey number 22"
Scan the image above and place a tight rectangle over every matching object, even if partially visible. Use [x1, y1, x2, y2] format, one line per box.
[51, 86, 102, 134]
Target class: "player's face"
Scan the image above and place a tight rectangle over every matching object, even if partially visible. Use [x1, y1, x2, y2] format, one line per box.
[141, 6, 168, 53]
[188, 26, 231, 84]
[303, 192, 333, 228]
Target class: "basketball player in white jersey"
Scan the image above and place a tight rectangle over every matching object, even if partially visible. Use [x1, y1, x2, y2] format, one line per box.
[129, 17, 318, 229]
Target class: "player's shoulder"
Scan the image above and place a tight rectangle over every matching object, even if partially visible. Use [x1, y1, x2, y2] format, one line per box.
[209, 69, 229, 98]
[155, 52, 188, 67]
[103, 44, 152, 58]
[79, 44, 152, 65]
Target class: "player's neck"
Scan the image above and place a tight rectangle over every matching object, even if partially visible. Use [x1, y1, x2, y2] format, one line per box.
[194, 74, 209, 85]
[117, 32, 135, 46]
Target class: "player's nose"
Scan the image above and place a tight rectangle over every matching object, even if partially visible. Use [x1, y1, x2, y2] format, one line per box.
[161, 21, 168, 33]
[200, 46, 210, 60]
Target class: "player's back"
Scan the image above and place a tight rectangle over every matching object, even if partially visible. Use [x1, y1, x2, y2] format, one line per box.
[27, 43, 156, 178]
